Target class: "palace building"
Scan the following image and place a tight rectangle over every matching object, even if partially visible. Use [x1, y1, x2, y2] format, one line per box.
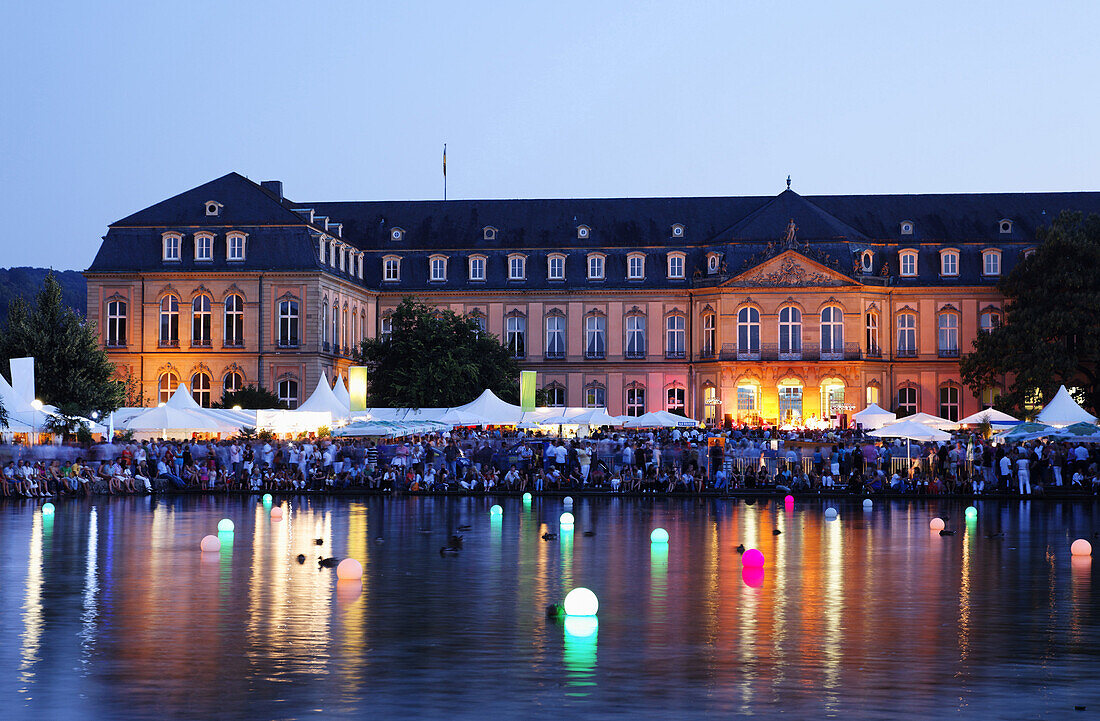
[84, 172, 1100, 425]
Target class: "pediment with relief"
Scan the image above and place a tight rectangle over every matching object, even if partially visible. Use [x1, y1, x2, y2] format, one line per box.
[725, 250, 854, 288]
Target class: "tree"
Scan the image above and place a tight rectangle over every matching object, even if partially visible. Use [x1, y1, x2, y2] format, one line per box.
[214, 384, 287, 410]
[0, 272, 123, 416]
[960, 211, 1100, 415]
[358, 297, 521, 407]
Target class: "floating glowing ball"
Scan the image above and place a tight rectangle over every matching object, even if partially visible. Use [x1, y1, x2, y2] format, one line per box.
[336, 558, 364, 580]
[563, 615, 598, 638]
[742, 566, 765, 588]
[824, 507, 838, 518]
[336, 579, 363, 603]
[1071, 539, 1093, 557]
[784, 494, 794, 504]
[262, 493, 273, 504]
[929, 517, 945, 531]
[863, 499, 873, 509]
[490, 504, 503, 516]
[964, 506, 978, 520]
[742, 548, 765, 567]
[41, 503, 55, 516]
[650, 527, 669, 544]
[200, 534, 221, 552]
[522, 492, 532, 503]
[563, 587, 598, 616]
[270, 506, 284, 520]
[564, 496, 574, 506]
[217, 518, 235, 533]
[560, 512, 575, 526]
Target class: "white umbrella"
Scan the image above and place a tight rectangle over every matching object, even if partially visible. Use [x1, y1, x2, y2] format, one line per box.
[566, 408, 619, 426]
[869, 419, 951, 442]
[623, 410, 699, 428]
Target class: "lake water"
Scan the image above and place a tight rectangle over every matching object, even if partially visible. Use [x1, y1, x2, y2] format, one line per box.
[2, 495, 1098, 720]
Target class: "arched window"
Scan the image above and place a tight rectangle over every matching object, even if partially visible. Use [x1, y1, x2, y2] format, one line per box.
[547, 253, 566, 281]
[223, 294, 244, 347]
[469, 255, 487, 281]
[625, 384, 646, 417]
[321, 300, 328, 347]
[897, 312, 917, 356]
[223, 372, 243, 396]
[191, 372, 211, 408]
[159, 295, 179, 346]
[702, 312, 716, 357]
[940, 249, 959, 276]
[865, 311, 880, 356]
[278, 300, 299, 347]
[665, 314, 686, 358]
[939, 384, 961, 422]
[191, 296, 211, 346]
[820, 306, 844, 358]
[361, 310, 366, 342]
[626, 252, 645, 280]
[383, 255, 401, 281]
[106, 300, 127, 347]
[227, 232, 246, 261]
[543, 382, 566, 407]
[158, 372, 179, 405]
[278, 378, 299, 409]
[938, 312, 959, 357]
[332, 302, 340, 350]
[507, 314, 527, 359]
[737, 307, 760, 358]
[778, 306, 801, 359]
[896, 386, 918, 416]
[667, 386, 686, 414]
[342, 306, 349, 352]
[899, 250, 918, 277]
[584, 383, 606, 409]
[351, 308, 358, 348]
[162, 233, 181, 261]
[587, 253, 605, 280]
[194, 232, 214, 261]
[980, 309, 1001, 333]
[983, 249, 1001, 276]
[545, 313, 566, 359]
[667, 252, 685, 279]
[584, 314, 605, 359]
[625, 314, 646, 359]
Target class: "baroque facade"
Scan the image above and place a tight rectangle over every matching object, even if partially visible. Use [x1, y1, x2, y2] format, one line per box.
[84, 173, 1100, 424]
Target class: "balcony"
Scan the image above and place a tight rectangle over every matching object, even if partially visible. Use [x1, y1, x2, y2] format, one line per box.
[896, 348, 918, 358]
[159, 339, 179, 348]
[625, 349, 647, 360]
[938, 348, 960, 358]
[191, 339, 212, 348]
[718, 343, 865, 362]
[665, 349, 686, 360]
[585, 349, 606, 360]
[736, 349, 760, 361]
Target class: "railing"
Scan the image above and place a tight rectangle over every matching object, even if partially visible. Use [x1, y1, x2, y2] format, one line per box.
[191, 339, 212, 348]
[719, 342, 864, 361]
[736, 349, 760, 361]
[938, 348, 959, 358]
[106, 341, 126, 349]
[544, 349, 566, 360]
[585, 349, 606, 360]
[625, 349, 647, 360]
[277, 340, 300, 348]
[896, 348, 918, 358]
[159, 339, 179, 348]
[778, 349, 802, 361]
[865, 346, 882, 359]
[665, 349, 686, 359]
[224, 339, 244, 348]
[699, 348, 716, 360]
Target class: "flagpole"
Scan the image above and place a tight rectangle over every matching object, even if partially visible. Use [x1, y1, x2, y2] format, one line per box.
[443, 143, 447, 201]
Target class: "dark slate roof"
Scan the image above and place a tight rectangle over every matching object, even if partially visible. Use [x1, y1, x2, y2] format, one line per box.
[721, 189, 869, 241]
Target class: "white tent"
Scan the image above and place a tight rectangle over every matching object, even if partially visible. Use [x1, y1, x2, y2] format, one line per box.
[1036, 385, 1097, 427]
[452, 389, 525, 425]
[852, 403, 896, 430]
[869, 419, 951, 443]
[887, 412, 957, 431]
[565, 408, 620, 426]
[296, 372, 348, 419]
[125, 385, 240, 435]
[623, 410, 699, 428]
[958, 408, 1018, 426]
[332, 375, 351, 410]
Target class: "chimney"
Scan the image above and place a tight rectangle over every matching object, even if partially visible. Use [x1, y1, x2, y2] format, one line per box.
[261, 180, 284, 200]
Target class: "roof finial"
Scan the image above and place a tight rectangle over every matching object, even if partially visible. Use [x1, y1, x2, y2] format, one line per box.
[786, 174, 792, 190]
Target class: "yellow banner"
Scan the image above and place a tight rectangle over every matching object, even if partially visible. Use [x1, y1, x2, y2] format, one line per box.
[348, 366, 368, 411]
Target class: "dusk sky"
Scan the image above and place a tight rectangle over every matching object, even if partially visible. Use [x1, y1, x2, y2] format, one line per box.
[3, 1, 1098, 270]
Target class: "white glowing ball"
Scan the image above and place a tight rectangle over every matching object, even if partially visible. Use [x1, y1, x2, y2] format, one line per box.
[560, 512, 575, 526]
[217, 518, 234, 533]
[336, 558, 363, 580]
[522, 492, 532, 502]
[270, 506, 284, 520]
[1071, 539, 1093, 557]
[262, 493, 273, 504]
[564, 496, 574, 506]
[200, 534, 221, 552]
[490, 504, 503, 516]
[563, 587, 599, 616]
[824, 507, 838, 518]
[41, 502, 55, 516]
[862, 499, 873, 508]
[650, 528, 669, 544]
[929, 517, 945, 531]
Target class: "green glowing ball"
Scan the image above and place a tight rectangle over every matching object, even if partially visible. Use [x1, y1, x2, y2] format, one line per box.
[964, 506, 978, 519]
[41, 503, 55, 516]
[563, 587, 599, 616]
[650, 527, 669, 544]
[490, 504, 503, 516]
[217, 518, 235, 533]
[262, 494, 273, 504]
[522, 492, 532, 503]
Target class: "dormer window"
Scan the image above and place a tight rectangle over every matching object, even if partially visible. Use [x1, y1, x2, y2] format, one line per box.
[194, 232, 214, 261]
[205, 201, 223, 217]
[329, 240, 337, 267]
[468, 254, 487, 281]
[706, 252, 721, 274]
[429, 254, 448, 282]
[860, 250, 874, 272]
[627, 252, 646, 280]
[940, 249, 960, 276]
[162, 232, 182, 262]
[999, 219, 1013, 234]
[982, 249, 1001, 276]
[667, 252, 686, 279]
[587, 253, 605, 280]
[382, 255, 401, 282]
[577, 225, 590, 239]
[899, 249, 918, 277]
[390, 227, 405, 241]
[671, 224, 685, 238]
[547, 253, 566, 281]
[226, 232, 247, 261]
[483, 226, 497, 241]
[508, 254, 527, 281]
[900, 220, 914, 235]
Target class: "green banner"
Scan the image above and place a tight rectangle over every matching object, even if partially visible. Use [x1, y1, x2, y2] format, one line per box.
[520, 370, 536, 412]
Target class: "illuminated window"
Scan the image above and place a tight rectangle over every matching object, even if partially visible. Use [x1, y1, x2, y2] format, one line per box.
[191, 295, 211, 346]
[159, 295, 179, 345]
[626, 385, 646, 417]
[158, 372, 179, 404]
[191, 372, 211, 408]
[278, 379, 299, 409]
[820, 306, 844, 356]
[106, 300, 126, 347]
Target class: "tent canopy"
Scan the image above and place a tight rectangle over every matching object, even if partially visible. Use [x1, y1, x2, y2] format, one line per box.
[452, 389, 525, 425]
[332, 375, 351, 410]
[296, 372, 349, 418]
[869, 419, 951, 442]
[1036, 385, 1097, 427]
[888, 412, 957, 431]
[958, 408, 1019, 426]
[852, 403, 896, 430]
[565, 408, 620, 426]
[623, 410, 699, 428]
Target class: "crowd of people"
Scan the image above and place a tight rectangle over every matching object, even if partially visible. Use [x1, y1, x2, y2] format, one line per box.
[2, 425, 1100, 499]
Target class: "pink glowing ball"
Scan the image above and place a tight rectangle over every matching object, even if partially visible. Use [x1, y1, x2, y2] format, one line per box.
[199, 534, 221, 552]
[784, 495, 794, 504]
[742, 566, 765, 588]
[270, 506, 284, 520]
[336, 558, 363, 580]
[929, 518, 945, 531]
[742, 548, 765, 567]
[1071, 539, 1093, 557]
